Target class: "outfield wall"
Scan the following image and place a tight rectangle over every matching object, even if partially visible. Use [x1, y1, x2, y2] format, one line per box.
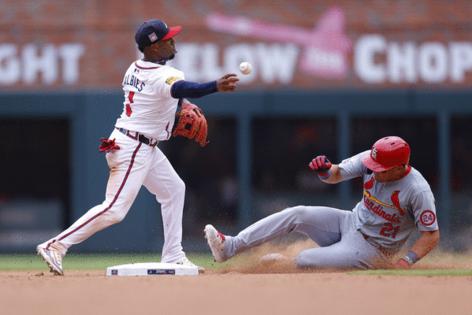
[0, 90, 470, 252]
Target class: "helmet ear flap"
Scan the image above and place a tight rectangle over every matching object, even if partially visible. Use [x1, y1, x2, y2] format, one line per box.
[400, 141, 411, 165]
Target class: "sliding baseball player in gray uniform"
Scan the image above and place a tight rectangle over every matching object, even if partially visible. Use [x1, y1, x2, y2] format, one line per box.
[205, 136, 440, 269]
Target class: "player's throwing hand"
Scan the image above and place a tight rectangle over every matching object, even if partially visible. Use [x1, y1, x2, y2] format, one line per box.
[217, 74, 239, 92]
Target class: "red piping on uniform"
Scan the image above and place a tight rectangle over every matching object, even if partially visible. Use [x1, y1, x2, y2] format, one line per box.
[46, 143, 142, 249]
[134, 62, 160, 70]
[165, 121, 170, 139]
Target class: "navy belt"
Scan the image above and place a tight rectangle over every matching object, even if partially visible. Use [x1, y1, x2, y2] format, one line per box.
[115, 127, 158, 147]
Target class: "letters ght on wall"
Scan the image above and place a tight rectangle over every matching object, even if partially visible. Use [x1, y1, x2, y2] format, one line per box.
[0, 44, 84, 86]
[1, 5, 471, 89]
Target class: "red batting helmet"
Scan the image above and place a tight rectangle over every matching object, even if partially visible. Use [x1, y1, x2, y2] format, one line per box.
[362, 136, 410, 172]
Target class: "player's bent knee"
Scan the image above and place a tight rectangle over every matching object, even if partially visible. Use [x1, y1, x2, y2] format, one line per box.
[295, 251, 312, 268]
[295, 250, 323, 268]
[156, 178, 185, 202]
[107, 214, 125, 225]
[104, 210, 127, 225]
[284, 206, 310, 222]
[173, 178, 185, 197]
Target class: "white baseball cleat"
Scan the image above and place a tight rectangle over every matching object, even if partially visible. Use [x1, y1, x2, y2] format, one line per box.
[37, 245, 64, 276]
[175, 256, 205, 273]
[204, 224, 227, 262]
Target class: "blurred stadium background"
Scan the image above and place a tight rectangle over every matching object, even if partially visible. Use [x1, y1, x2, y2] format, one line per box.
[0, 0, 471, 254]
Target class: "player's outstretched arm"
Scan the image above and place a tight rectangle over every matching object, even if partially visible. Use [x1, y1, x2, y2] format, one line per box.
[395, 230, 440, 269]
[170, 74, 239, 99]
[308, 155, 343, 184]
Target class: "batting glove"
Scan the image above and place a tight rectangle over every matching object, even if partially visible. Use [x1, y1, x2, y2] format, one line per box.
[308, 155, 332, 179]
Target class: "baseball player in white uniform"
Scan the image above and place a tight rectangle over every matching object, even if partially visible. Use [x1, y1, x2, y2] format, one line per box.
[205, 136, 440, 269]
[37, 19, 239, 275]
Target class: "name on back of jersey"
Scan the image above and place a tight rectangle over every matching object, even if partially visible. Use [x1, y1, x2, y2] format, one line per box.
[123, 73, 145, 92]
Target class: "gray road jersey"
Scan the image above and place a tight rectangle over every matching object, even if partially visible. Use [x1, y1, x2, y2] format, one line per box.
[338, 151, 439, 249]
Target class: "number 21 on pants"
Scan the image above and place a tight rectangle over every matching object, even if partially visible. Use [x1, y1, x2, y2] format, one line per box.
[380, 222, 400, 239]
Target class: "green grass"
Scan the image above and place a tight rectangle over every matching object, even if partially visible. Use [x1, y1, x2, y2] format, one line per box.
[0, 253, 218, 271]
[2, 254, 471, 276]
[351, 269, 472, 277]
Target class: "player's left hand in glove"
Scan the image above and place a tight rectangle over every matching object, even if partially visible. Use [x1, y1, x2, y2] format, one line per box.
[172, 100, 209, 147]
[308, 155, 332, 179]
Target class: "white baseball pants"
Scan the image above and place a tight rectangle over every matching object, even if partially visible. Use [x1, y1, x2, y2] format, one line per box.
[41, 129, 186, 263]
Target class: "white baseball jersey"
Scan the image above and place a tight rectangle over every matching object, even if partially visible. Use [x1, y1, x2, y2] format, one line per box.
[338, 151, 439, 249]
[39, 59, 192, 271]
[115, 60, 184, 140]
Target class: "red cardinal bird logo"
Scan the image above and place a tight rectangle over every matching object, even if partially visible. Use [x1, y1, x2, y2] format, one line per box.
[390, 190, 405, 216]
[364, 177, 375, 190]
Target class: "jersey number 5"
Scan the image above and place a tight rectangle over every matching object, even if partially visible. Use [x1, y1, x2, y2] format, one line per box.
[125, 91, 135, 117]
[379, 223, 400, 239]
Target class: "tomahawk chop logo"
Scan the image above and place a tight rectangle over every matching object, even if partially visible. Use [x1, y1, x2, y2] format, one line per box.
[206, 7, 352, 79]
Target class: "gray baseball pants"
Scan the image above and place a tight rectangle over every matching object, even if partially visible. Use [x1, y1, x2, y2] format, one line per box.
[224, 206, 390, 269]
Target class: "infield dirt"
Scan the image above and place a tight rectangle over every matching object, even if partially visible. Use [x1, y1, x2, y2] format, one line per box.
[2, 270, 472, 315]
[3, 241, 472, 315]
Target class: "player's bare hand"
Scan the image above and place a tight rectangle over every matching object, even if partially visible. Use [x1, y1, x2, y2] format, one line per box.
[217, 73, 239, 92]
[394, 258, 410, 269]
[309, 155, 332, 173]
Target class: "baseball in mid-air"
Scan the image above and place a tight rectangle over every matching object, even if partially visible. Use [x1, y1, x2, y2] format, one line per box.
[239, 61, 252, 75]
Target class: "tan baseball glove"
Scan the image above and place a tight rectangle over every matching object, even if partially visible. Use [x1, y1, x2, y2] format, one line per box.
[172, 100, 209, 147]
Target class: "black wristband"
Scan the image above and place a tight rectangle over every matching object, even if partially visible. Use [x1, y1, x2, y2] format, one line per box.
[318, 169, 332, 180]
